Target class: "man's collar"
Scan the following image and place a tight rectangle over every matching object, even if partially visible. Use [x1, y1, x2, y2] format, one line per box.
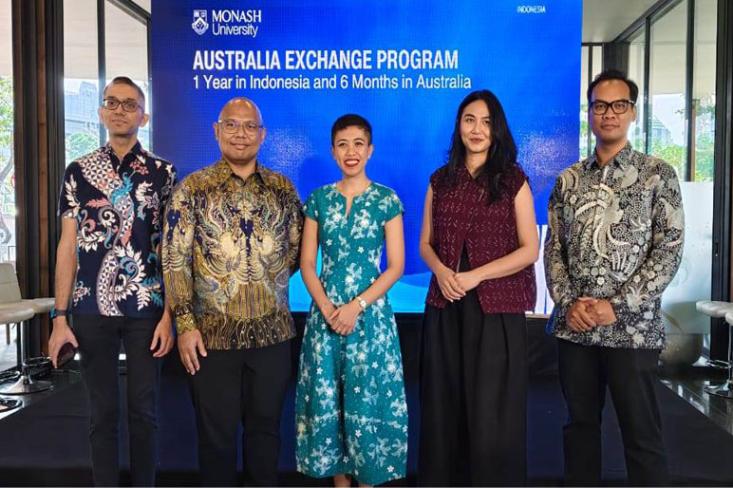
[584, 142, 633, 170]
[103, 140, 143, 161]
[102, 141, 145, 171]
[210, 159, 266, 187]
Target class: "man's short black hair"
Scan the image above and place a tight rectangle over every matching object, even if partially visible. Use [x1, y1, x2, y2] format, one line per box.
[103, 76, 146, 106]
[587, 69, 639, 104]
[331, 114, 372, 146]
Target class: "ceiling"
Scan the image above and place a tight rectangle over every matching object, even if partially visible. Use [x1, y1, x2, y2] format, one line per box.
[582, 0, 659, 42]
[64, 0, 149, 81]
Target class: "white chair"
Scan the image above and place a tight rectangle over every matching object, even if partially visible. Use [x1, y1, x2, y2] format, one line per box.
[696, 300, 733, 369]
[709, 310, 733, 400]
[0, 263, 54, 315]
[695, 300, 733, 319]
[0, 263, 53, 396]
[696, 300, 733, 399]
[0, 305, 41, 401]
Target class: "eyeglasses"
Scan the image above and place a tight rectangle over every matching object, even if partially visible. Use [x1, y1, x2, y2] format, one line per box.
[218, 119, 263, 135]
[590, 99, 635, 115]
[102, 97, 142, 113]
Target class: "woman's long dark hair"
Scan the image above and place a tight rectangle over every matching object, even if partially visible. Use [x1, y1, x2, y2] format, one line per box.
[446, 89, 519, 204]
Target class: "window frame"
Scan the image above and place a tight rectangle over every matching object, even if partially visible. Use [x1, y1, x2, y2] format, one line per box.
[613, 0, 731, 362]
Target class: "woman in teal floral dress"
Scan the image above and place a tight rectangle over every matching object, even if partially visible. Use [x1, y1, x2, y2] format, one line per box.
[296, 114, 408, 486]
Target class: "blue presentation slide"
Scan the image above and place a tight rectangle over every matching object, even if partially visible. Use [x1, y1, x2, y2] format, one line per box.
[152, 0, 581, 312]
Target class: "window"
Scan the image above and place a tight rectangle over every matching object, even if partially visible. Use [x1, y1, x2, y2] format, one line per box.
[580, 46, 589, 159]
[627, 27, 646, 151]
[63, 0, 151, 165]
[579, 44, 603, 159]
[649, 1, 688, 179]
[64, 0, 100, 165]
[105, 0, 150, 148]
[0, 0, 17, 369]
[692, 0, 716, 182]
[585, 0, 720, 358]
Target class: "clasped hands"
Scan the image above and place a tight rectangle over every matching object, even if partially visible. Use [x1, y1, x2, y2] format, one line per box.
[321, 300, 363, 336]
[435, 266, 482, 302]
[566, 297, 617, 332]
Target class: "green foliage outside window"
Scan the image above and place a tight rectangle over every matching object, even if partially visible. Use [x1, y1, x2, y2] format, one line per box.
[66, 131, 99, 164]
[0, 77, 15, 246]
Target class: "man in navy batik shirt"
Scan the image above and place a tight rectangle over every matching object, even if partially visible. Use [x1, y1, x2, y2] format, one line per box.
[49, 76, 177, 486]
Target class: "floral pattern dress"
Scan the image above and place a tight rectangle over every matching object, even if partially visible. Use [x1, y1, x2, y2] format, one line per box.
[295, 182, 408, 485]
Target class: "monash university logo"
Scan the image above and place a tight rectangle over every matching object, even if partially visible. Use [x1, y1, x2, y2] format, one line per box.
[192, 10, 209, 35]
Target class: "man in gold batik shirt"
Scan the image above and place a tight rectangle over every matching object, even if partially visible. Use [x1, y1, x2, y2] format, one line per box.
[162, 97, 303, 486]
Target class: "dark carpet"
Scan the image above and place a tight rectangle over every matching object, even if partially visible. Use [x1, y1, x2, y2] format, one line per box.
[0, 318, 732, 486]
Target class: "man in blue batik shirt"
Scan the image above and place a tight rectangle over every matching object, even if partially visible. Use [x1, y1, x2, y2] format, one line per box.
[49, 76, 177, 486]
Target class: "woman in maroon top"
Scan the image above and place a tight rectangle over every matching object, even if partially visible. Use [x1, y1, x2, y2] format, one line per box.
[418, 90, 539, 485]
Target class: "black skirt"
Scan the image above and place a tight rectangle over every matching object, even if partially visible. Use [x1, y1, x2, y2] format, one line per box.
[418, 270, 528, 486]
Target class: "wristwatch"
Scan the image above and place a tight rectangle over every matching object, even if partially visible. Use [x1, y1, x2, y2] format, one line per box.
[355, 296, 368, 311]
[50, 308, 69, 320]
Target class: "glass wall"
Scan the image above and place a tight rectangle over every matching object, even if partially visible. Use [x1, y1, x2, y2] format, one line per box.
[63, 0, 100, 165]
[0, 0, 17, 369]
[693, 0, 717, 182]
[579, 44, 603, 159]
[64, 0, 151, 165]
[579, 46, 590, 159]
[627, 27, 647, 150]
[105, 0, 150, 148]
[649, 1, 688, 179]
[584, 0, 719, 353]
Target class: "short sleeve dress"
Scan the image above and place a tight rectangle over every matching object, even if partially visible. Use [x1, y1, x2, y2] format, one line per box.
[295, 182, 408, 486]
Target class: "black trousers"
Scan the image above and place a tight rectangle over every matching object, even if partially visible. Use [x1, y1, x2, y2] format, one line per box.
[419, 290, 528, 486]
[73, 314, 162, 487]
[189, 340, 292, 486]
[558, 339, 668, 485]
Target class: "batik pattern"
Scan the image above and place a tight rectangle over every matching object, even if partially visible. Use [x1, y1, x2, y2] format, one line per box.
[544, 143, 684, 348]
[59, 143, 176, 318]
[162, 161, 303, 350]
